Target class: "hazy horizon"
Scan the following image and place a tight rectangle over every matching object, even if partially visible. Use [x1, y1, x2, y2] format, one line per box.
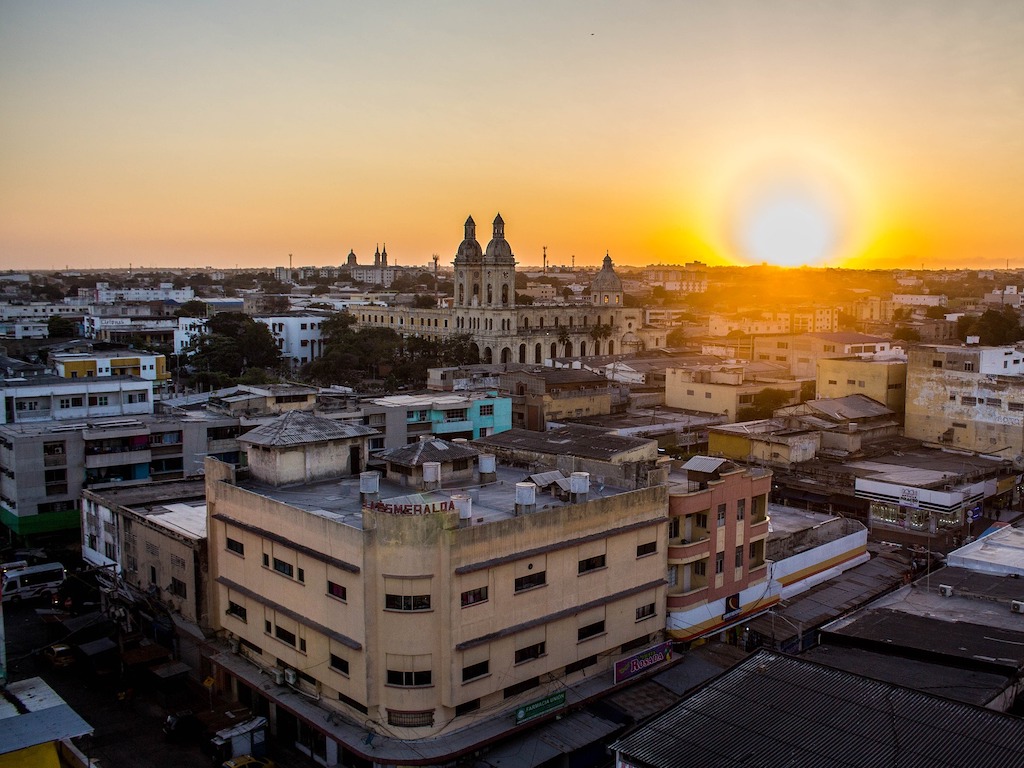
[3, 2, 1023, 272]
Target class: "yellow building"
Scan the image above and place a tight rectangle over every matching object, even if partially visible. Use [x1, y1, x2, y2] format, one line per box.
[665, 364, 808, 422]
[205, 412, 669, 765]
[816, 356, 907, 418]
[52, 350, 170, 382]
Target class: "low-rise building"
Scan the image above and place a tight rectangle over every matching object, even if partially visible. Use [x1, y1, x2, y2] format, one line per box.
[752, 331, 893, 379]
[205, 410, 668, 765]
[816, 354, 907, 416]
[499, 367, 618, 430]
[904, 343, 1024, 458]
[664, 362, 809, 422]
[52, 349, 171, 384]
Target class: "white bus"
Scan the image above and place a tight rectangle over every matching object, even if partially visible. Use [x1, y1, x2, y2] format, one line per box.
[1, 562, 66, 604]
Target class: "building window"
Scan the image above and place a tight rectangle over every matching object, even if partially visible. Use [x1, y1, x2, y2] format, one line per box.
[504, 677, 540, 698]
[964, 362, 975, 372]
[272, 558, 294, 578]
[736, 546, 744, 567]
[386, 669, 432, 687]
[226, 538, 244, 556]
[87, 395, 109, 407]
[566, 655, 597, 675]
[717, 503, 726, 525]
[636, 541, 657, 558]
[262, 553, 269, 567]
[515, 642, 546, 664]
[328, 581, 347, 601]
[514, 572, 546, 592]
[330, 654, 349, 675]
[226, 601, 247, 622]
[275, 625, 297, 647]
[704, 392, 712, 399]
[736, 499, 745, 520]
[636, 603, 656, 621]
[461, 586, 488, 607]
[479, 404, 494, 416]
[577, 620, 605, 642]
[168, 578, 187, 598]
[578, 554, 606, 574]
[695, 512, 708, 529]
[715, 551, 725, 574]
[385, 594, 431, 611]
[387, 710, 434, 727]
[694, 560, 707, 576]
[462, 660, 489, 682]
[456, 699, 481, 716]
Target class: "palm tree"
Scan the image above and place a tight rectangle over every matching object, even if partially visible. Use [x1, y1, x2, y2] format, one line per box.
[557, 326, 572, 356]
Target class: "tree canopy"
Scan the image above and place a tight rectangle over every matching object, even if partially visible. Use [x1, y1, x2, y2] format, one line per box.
[187, 312, 282, 386]
[956, 307, 1021, 346]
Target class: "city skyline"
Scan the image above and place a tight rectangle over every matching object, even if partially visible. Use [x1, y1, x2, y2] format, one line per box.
[2, 2, 1023, 271]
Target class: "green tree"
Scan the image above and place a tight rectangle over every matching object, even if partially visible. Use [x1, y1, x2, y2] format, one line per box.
[175, 299, 209, 318]
[557, 326, 572, 356]
[412, 294, 437, 308]
[957, 307, 1021, 345]
[736, 388, 793, 421]
[189, 313, 281, 380]
[924, 305, 947, 320]
[893, 327, 921, 342]
[47, 315, 76, 339]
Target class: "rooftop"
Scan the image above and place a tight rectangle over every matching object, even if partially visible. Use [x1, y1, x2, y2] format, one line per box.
[236, 462, 634, 531]
[610, 650, 1024, 768]
[947, 524, 1024, 575]
[0, 677, 93, 756]
[473, 424, 656, 460]
[239, 410, 377, 447]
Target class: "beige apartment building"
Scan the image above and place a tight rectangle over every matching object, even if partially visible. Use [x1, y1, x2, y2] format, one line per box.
[905, 343, 1024, 458]
[816, 356, 907, 417]
[752, 332, 893, 379]
[664, 364, 808, 422]
[205, 413, 668, 765]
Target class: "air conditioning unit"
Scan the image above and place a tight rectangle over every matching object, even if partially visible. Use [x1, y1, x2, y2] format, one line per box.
[284, 667, 298, 686]
[271, 668, 285, 685]
[939, 584, 954, 597]
[1011, 600, 1024, 614]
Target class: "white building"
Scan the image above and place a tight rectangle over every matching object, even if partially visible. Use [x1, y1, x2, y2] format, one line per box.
[82, 282, 196, 304]
[255, 314, 329, 369]
[0, 375, 154, 425]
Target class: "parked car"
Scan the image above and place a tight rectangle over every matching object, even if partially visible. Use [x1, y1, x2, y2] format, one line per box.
[163, 709, 205, 743]
[40, 643, 76, 669]
[222, 757, 275, 768]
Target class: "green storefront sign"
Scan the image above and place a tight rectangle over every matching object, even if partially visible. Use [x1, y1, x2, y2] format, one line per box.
[514, 690, 565, 725]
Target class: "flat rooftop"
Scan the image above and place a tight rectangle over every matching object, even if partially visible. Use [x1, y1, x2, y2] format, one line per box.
[238, 463, 633, 531]
[473, 424, 656, 460]
[947, 524, 1024, 575]
[0, 409, 235, 437]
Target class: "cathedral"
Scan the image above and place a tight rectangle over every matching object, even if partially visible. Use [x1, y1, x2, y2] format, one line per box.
[354, 214, 665, 363]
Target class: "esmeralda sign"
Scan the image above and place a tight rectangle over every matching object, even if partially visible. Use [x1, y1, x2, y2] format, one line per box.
[514, 690, 566, 725]
[613, 641, 673, 684]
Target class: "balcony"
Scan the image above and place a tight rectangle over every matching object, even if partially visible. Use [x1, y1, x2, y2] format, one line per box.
[748, 518, 770, 539]
[85, 450, 151, 470]
[668, 538, 711, 564]
[667, 586, 709, 610]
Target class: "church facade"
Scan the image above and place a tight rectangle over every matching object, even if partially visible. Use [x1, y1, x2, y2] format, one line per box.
[355, 214, 665, 364]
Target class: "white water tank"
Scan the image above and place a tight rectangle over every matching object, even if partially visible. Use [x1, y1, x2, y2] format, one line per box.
[423, 462, 442, 483]
[515, 482, 537, 515]
[360, 471, 380, 494]
[570, 472, 590, 502]
[453, 494, 472, 527]
[479, 454, 496, 474]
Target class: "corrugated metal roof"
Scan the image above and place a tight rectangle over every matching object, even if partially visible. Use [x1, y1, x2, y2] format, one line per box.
[377, 438, 480, 467]
[475, 425, 654, 461]
[239, 410, 376, 447]
[681, 456, 730, 474]
[610, 650, 1024, 768]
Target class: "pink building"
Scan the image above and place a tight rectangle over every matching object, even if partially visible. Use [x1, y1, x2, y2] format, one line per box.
[666, 457, 774, 642]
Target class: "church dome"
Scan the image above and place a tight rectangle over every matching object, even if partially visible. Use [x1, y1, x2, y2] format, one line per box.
[454, 216, 483, 263]
[484, 214, 514, 262]
[590, 253, 623, 292]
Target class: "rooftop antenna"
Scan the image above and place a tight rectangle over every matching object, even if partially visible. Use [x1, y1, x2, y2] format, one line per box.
[432, 254, 439, 307]
[543, 246, 547, 274]
[572, 254, 575, 271]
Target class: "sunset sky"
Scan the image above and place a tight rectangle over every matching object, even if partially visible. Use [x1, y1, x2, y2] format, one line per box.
[2, 2, 1023, 271]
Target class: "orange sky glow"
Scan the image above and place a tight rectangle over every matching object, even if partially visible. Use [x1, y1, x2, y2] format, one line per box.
[2, 2, 1023, 271]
